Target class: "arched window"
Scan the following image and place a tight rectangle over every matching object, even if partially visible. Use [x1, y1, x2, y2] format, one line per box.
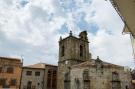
[80, 45, 83, 57]
[61, 45, 65, 56]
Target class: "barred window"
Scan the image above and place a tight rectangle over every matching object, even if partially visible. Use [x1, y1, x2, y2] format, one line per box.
[84, 82, 90, 89]
[0, 67, 2, 73]
[35, 71, 40, 76]
[61, 45, 65, 56]
[7, 67, 14, 73]
[27, 81, 32, 89]
[26, 71, 32, 76]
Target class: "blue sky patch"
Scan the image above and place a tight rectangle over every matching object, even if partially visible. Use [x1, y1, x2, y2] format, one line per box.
[75, 12, 99, 35]
[48, 13, 54, 21]
[77, 20, 99, 35]
[20, 0, 29, 7]
[91, 11, 96, 17]
[58, 23, 69, 34]
[83, 0, 92, 4]
[59, 0, 77, 12]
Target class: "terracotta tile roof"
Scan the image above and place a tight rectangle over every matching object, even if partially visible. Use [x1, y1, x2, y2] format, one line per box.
[24, 63, 57, 69]
[0, 56, 21, 61]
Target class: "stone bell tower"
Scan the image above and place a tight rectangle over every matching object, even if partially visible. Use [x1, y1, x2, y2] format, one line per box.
[57, 31, 91, 89]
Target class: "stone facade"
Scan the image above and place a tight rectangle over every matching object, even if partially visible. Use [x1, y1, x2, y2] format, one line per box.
[70, 59, 132, 89]
[21, 63, 57, 89]
[0, 57, 22, 89]
[21, 67, 44, 89]
[57, 31, 133, 89]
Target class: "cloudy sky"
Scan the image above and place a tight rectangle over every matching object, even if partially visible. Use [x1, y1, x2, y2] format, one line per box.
[0, 0, 134, 68]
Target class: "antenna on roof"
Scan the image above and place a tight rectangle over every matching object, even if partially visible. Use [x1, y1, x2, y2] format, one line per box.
[21, 55, 24, 65]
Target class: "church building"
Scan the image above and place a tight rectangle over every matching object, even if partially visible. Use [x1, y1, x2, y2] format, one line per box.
[57, 31, 133, 89]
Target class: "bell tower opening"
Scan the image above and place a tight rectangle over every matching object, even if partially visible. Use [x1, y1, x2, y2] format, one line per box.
[80, 45, 83, 57]
[61, 45, 65, 57]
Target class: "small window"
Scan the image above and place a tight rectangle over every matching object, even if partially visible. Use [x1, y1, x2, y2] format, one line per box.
[35, 72, 40, 76]
[112, 72, 119, 81]
[0, 78, 6, 86]
[112, 72, 121, 89]
[7, 67, 14, 73]
[26, 71, 32, 76]
[0, 67, 2, 73]
[48, 70, 51, 74]
[61, 45, 65, 56]
[10, 79, 16, 86]
[53, 70, 57, 75]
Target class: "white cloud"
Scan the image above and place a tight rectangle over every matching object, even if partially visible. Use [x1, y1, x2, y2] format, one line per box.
[0, 0, 134, 68]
